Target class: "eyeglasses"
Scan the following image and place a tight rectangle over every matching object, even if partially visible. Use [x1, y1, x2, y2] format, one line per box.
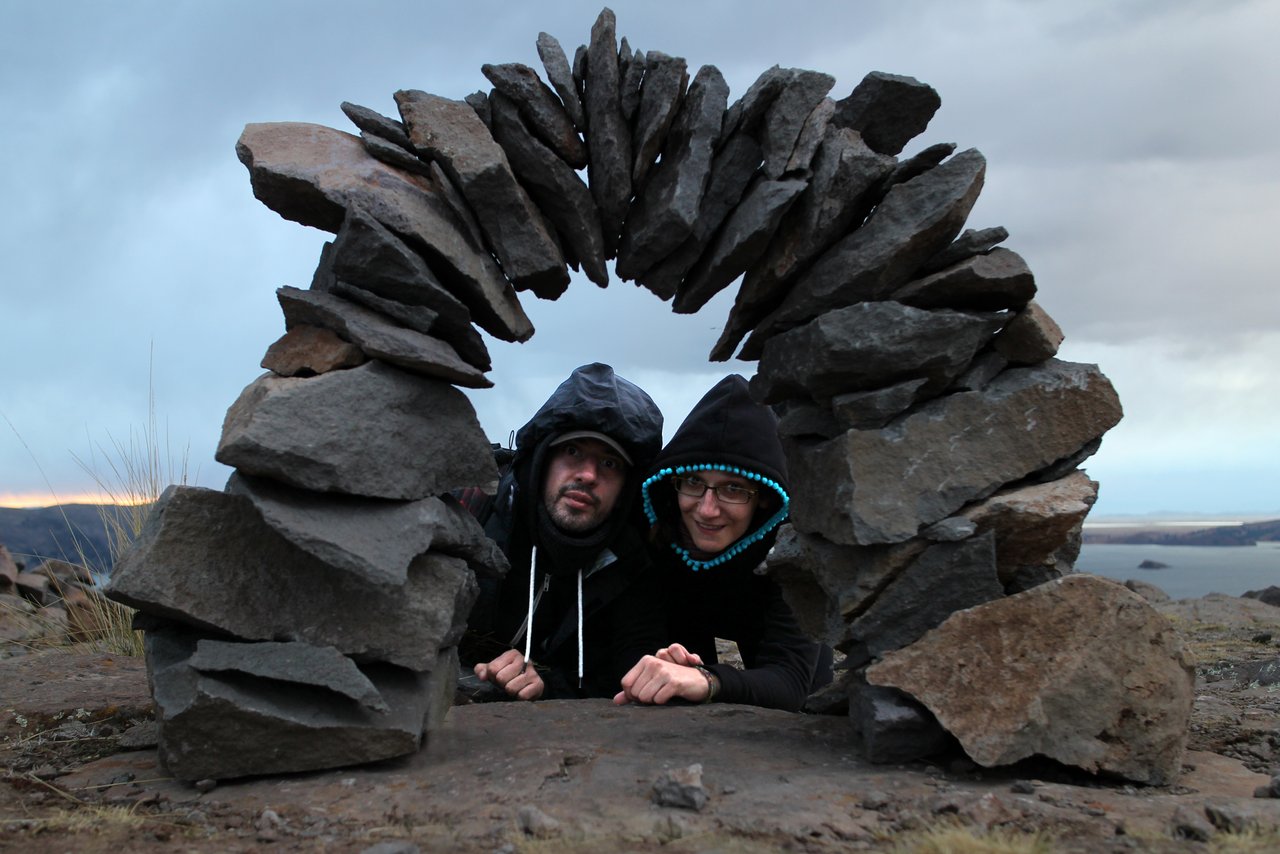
[671, 475, 758, 505]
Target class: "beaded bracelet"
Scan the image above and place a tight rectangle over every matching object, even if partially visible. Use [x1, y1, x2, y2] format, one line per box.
[695, 665, 720, 703]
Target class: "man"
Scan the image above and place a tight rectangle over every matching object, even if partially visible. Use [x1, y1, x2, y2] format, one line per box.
[463, 363, 665, 700]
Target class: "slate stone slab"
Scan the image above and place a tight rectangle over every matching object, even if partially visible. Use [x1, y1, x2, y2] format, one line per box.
[831, 71, 941, 156]
[634, 132, 761, 300]
[235, 122, 532, 343]
[740, 148, 987, 358]
[340, 101, 413, 150]
[488, 90, 608, 286]
[783, 359, 1123, 545]
[395, 89, 568, 299]
[712, 127, 894, 361]
[843, 531, 1002, 668]
[830, 378, 930, 431]
[464, 90, 492, 128]
[145, 625, 458, 781]
[919, 226, 1010, 276]
[993, 300, 1065, 365]
[892, 247, 1036, 312]
[784, 96, 834, 174]
[583, 8, 631, 257]
[760, 69, 834, 178]
[631, 51, 688, 188]
[482, 62, 587, 169]
[849, 678, 953, 764]
[276, 286, 491, 388]
[867, 575, 1195, 785]
[751, 301, 1006, 404]
[216, 361, 497, 500]
[673, 175, 807, 313]
[880, 142, 957, 191]
[319, 206, 490, 370]
[188, 639, 388, 712]
[720, 64, 789, 143]
[537, 31, 586, 131]
[225, 472, 508, 589]
[107, 486, 478, 670]
[618, 41, 645, 124]
[956, 471, 1098, 587]
[261, 325, 367, 377]
[615, 64, 728, 280]
[360, 131, 431, 177]
[765, 525, 926, 648]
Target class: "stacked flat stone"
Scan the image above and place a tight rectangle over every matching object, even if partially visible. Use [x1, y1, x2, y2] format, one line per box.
[107, 7, 1191, 785]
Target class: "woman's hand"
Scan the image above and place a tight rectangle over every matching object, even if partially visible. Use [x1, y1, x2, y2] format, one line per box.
[474, 649, 545, 701]
[614, 644, 710, 705]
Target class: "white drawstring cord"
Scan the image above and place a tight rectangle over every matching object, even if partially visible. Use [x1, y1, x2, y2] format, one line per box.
[524, 546, 537, 667]
[577, 567, 584, 688]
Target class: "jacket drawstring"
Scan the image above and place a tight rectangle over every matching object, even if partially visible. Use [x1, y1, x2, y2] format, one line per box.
[523, 546, 537, 666]
[577, 568, 584, 689]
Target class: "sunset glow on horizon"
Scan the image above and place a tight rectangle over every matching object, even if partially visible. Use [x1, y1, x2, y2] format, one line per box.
[0, 491, 150, 509]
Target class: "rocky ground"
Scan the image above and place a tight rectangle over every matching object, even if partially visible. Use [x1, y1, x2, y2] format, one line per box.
[2, 591, 1279, 853]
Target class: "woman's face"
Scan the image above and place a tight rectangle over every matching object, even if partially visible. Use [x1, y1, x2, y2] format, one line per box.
[675, 469, 760, 554]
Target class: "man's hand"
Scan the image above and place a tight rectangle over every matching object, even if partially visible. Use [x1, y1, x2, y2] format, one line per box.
[474, 649, 545, 701]
[614, 644, 710, 705]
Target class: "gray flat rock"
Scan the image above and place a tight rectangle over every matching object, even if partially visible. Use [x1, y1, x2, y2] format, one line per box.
[993, 300, 1064, 365]
[225, 471, 508, 589]
[761, 69, 834, 178]
[892, 247, 1036, 312]
[831, 71, 941, 156]
[783, 359, 1123, 545]
[276, 286, 491, 388]
[615, 64, 728, 280]
[395, 89, 568, 299]
[536, 31, 585, 131]
[631, 51, 688, 188]
[146, 626, 456, 781]
[920, 226, 1010, 275]
[216, 361, 497, 500]
[188, 638, 388, 712]
[635, 132, 761, 300]
[260, 325, 367, 377]
[326, 280, 490, 372]
[583, 8, 631, 257]
[360, 131, 431, 177]
[830, 378, 930, 431]
[751, 300, 1006, 404]
[489, 90, 608, 286]
[235, 122, 531, 342]
[712, 128, 893, 360]
[741, 148, 987, 358]
[340, 101, 412, 149]
[106, 486, 478, 670]
[673, 175, 807, 313]
[481, 62, 587, 168]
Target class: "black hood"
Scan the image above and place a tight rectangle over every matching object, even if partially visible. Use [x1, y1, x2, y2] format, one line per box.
[513, 363, 664, 474]
[509, 363, 663, 577]
[641, 375, 790, 572]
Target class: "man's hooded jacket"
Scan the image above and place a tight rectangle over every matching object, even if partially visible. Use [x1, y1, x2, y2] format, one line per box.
[465, 363, 666, 699]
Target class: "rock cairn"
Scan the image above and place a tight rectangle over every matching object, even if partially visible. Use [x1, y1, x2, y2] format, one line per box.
[107, 7, 1193, 785]
[1, 547, 110, 656]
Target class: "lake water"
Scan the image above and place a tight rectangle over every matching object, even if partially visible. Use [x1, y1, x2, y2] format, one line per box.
[1076, 542, 1280, 599]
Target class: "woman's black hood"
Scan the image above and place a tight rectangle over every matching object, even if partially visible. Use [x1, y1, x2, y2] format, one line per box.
[641, 374, 790, 572]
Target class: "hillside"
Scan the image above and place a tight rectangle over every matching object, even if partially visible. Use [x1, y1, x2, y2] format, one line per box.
[1084, 517, 1280, 546]
[0, 503, 131, 572]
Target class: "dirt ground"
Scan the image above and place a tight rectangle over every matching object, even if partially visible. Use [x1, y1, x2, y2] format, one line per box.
[2, 594, 1279, 852]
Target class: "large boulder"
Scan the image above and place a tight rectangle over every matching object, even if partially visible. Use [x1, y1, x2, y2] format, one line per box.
[866, 574, 1195, 785]
[784, 359, 1122, 545]
[106, 486, 477, 670]
[216, 360, 496, 500]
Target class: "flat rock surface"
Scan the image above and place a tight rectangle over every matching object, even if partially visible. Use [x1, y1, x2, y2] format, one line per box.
[4, 599, 1280, 852]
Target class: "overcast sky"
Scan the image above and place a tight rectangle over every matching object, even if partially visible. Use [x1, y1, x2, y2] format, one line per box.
[2, 0, 1277, 517]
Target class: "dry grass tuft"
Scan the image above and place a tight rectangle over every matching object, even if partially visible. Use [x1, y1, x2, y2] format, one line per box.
[883, 821, 1055, 854]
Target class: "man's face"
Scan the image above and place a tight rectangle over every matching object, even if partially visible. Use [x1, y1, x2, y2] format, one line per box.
[542, 437, 628, 534]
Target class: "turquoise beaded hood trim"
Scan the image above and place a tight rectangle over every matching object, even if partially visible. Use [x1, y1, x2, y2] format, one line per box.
[641, 463, 790, 572]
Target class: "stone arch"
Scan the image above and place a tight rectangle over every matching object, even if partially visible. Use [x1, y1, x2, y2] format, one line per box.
[105, 10, 1185, 787]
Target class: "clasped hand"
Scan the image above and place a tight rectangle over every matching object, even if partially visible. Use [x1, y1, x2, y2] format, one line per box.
[613, 643, 709, 705]
[474, 648, 545, 701]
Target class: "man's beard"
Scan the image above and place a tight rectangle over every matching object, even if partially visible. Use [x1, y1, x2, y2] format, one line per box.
[545, 481, 605, 533]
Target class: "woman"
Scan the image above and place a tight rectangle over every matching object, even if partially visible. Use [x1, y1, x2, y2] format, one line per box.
[614, 374, 832, 711]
